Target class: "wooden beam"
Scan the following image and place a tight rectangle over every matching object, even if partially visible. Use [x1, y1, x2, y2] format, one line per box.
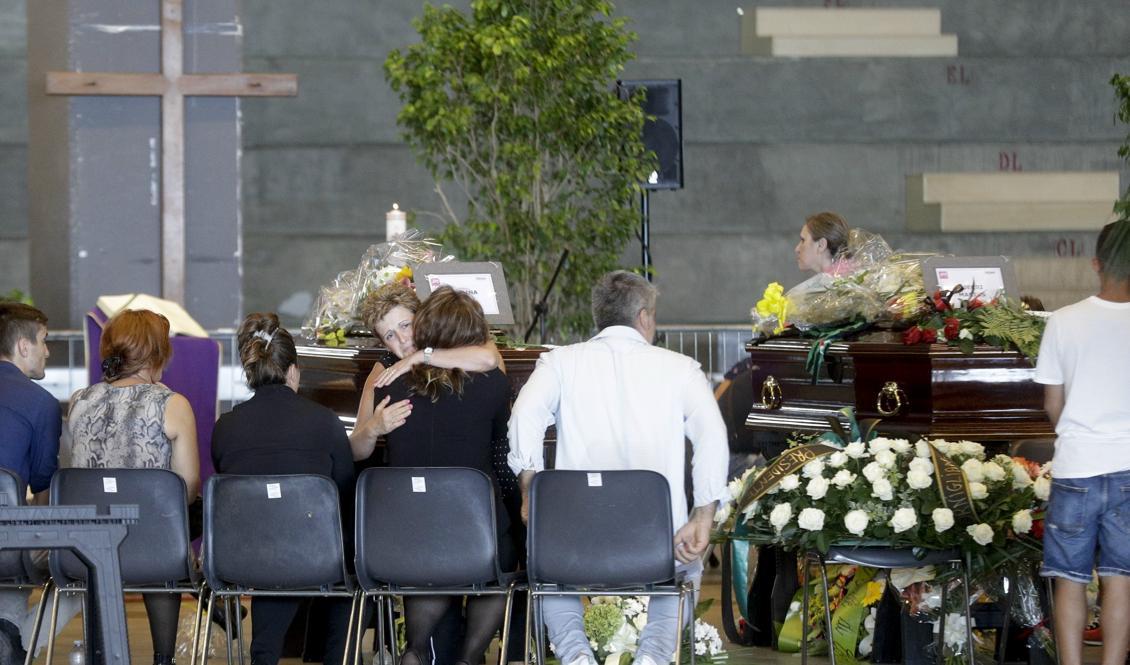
[179, 74, 297, 97]
[46, 72, 168, 96]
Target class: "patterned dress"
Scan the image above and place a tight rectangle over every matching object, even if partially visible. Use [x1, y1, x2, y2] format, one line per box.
[68, 382, 174, 470]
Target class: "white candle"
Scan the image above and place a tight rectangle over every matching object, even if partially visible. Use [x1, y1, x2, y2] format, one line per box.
[386, 203, 407, 241]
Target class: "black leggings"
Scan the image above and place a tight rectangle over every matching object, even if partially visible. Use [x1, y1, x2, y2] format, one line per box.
[404, 595, 507, 665]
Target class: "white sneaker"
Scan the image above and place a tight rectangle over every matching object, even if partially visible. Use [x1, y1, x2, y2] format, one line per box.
[566, 655, 598, 665]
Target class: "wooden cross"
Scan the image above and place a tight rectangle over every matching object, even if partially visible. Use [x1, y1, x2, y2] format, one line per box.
[45, 0, 297, 305]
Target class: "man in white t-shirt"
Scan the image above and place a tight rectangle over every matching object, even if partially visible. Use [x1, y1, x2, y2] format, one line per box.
[1034, 219, 1130, 665]
[508, 271, 729, 665]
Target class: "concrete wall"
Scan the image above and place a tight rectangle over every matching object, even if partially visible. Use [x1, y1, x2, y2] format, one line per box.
[2, 0, 1128, 329]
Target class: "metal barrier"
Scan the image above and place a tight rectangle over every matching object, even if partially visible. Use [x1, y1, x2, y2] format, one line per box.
[40, 324, 752, 408]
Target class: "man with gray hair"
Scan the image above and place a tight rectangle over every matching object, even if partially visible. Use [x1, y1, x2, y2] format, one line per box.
[508, 270, 728, 665]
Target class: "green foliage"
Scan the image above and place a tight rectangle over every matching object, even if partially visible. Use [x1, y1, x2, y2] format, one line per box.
[386, 0, 652, 341]
[973, 301, 1047, 361]
[1113, 73, 1130, 220]
[0, 289, 32, 305]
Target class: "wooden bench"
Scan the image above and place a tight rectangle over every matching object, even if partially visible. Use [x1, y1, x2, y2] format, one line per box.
[906, 172, 1121, 232]
[741, 8, 958, 57]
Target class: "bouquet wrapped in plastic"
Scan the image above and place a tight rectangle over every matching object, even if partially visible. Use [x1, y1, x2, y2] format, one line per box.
[302, 230, 452, 343]
[752, 229, 933, 337]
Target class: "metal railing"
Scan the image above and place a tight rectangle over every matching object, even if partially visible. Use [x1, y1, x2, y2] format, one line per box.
[39, 323, 753, 408]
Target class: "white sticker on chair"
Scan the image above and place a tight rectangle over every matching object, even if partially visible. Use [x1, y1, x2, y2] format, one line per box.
[102, 477, 117, 493]
[267, 483, 281, 499]
[412, 477, 426, 493]
[587, 473, 602, 487]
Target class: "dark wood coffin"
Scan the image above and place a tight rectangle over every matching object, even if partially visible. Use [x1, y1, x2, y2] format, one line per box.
[745, 331, 1053, 441]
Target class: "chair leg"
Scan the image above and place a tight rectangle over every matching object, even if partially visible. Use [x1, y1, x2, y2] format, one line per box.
[342, 592, 360, 665]
[524, 590, 534, 665]
[234, 597, 247, 665]
[44, 585, 65, 665]
[801, 554, 811, 665]
[995, 568, 1016, 665]
[499, 585, 516, 665]
[387, 595, 399, 664]
[674, 588, 685, 665]
[189, 588, 206, 665]
[373, 597, 386, 665]
[533, 592, 548, 665]
[819, 560, 836, 665]
[201, 589, 217, 665]
[937, 578, 949, 665]
[23, 580, 52, 665]
[351, 595, 366, 665]
[222, 595, 235, 665]
[960, 558, 975, 665]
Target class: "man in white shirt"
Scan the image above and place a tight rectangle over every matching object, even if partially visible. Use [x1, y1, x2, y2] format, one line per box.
[1034, 219, 1130, 665]
[508, 270, 729, 665]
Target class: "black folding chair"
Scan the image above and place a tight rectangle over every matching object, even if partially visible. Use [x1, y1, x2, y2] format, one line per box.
[526, 470, 694, 665]
[352, 466, 521, 665]
[0, 467, 51, 665]
[800, 546, 975, 665]
[43, 467, 205, 664]
[201, 474, 359, 665]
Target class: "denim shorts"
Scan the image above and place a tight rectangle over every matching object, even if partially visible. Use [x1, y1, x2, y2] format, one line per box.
[1040, 469, 1130, 584]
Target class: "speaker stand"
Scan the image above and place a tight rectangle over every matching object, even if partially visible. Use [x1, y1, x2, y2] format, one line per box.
[640, 189, 652, 281]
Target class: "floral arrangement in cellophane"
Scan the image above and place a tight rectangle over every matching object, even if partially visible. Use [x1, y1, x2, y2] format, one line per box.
[579, 596, 726, 665]
[751, 230, 931, 337]
[303, 230, 451, 345]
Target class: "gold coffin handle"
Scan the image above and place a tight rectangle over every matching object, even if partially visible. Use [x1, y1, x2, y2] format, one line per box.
[876, 381, 908, 417]
[761, 375, 783, 410]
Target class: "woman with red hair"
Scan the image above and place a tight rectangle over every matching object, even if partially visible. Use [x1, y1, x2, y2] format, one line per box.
[67, 308, 199, 665]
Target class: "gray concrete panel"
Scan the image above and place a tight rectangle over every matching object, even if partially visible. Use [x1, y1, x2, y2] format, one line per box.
[242, 144, 466, 235]
[646, 141, 1128, 237]
[0, 238, 27, 293]
[0, 57, 26, 144]
[0, 146, 26, 236]
[623, 56, 1130, 143]
[0, 0, 25, 58]
[241, 57, 392, 146]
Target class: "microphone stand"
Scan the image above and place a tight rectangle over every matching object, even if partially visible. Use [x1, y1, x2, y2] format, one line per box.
[524, 249, 570, 344]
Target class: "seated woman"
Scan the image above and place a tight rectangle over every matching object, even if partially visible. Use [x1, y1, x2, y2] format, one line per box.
[350, 281, 502, 460]
[373, 287, 514, 665]
[67, 309, 199, 665]
[210, 313, 354, 665]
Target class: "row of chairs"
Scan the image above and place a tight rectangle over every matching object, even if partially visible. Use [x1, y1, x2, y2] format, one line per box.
[0, 467, 695, 665]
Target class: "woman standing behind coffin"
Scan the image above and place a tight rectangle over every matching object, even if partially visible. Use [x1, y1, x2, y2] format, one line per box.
[372, 287, 515, 665]
[68, 309, 200, 665]
[734, 212, 853, 647]
[210, 314, 355, 665]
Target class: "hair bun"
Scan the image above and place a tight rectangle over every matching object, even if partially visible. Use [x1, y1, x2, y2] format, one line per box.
[101, 354, 124, 378]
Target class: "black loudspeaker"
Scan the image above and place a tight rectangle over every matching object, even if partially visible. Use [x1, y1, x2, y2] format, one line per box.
[617, 79, 683, 190]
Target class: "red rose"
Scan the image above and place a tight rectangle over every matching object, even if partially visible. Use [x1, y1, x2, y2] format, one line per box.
[903, 326, 923, 345]
[1031, 518, 1045, 540]
[943, 317, 961, 340]
[968, 297, 984, 310]
[932, 291, 950, 311]
[920, 327, 938, 344]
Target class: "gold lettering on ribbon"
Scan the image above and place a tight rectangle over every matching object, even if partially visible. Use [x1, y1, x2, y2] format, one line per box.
[928, 443, 979, 523]
[737, 443, 840, 513]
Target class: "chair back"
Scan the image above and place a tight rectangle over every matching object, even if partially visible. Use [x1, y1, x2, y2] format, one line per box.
[204, 474, 348, 591]
[0, 467, 32, 582]
[528, 470, 675, 587]
[49, 468, 193, 586]
[355, 467, 499, 589]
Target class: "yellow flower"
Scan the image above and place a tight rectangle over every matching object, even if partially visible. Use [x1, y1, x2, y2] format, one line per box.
[755, 282, 789, 333]
[394, 265, 413, 282]
[861, 581, 885, 607]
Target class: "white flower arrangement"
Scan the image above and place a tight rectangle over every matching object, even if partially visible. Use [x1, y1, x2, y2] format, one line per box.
[580, 596, 727, 664]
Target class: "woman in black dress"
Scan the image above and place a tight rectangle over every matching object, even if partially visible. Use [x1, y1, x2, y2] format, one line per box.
[373, 287, 513, 665]
[211, 313, 355, 665]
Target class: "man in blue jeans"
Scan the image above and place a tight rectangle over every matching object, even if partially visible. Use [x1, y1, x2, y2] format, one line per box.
[1035, 219, 1130, 665]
